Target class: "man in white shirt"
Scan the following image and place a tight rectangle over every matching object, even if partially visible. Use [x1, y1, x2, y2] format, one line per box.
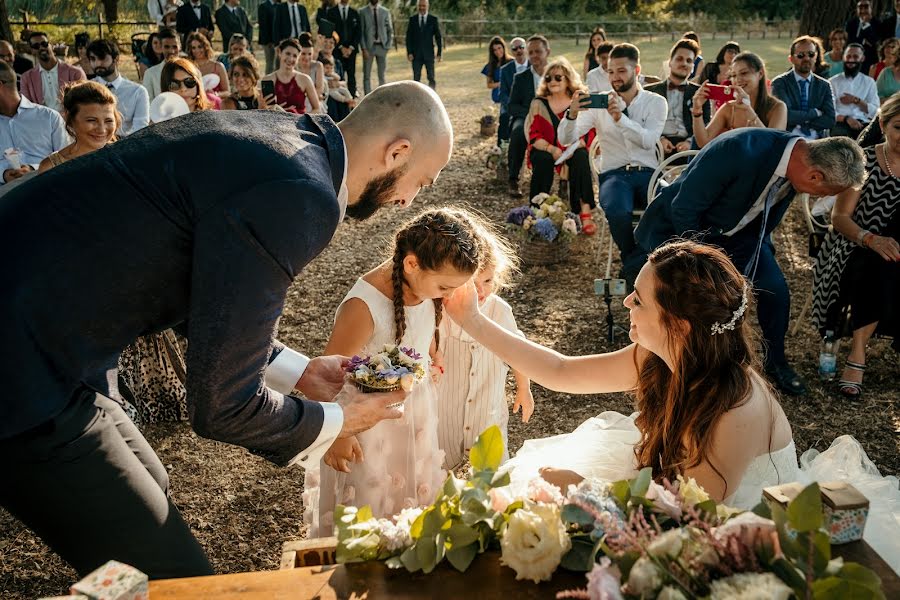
[560, 43, 667, 285]
[829, 43, 879, 139]
[142, 28, 182, 101]
[585, 41, 613, 93]
[89, 40, 149, 137]
[0, 60, 68, 185]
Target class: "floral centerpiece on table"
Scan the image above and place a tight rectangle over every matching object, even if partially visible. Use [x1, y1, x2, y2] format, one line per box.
[334, 427, 884, 599]
[506, 193, 582, 245]
[345, 344, 426, 393]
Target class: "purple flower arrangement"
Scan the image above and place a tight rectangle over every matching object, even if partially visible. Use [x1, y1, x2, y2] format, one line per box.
[505, 193, 581, 245]
[346, 344, 426, 392]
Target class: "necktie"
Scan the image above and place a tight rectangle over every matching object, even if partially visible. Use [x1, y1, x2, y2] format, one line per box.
[342, 6, 347, 21]
[374, 7, 379, 42]
[421, 15, 425, 28]
[746, 177, 791, 279]
[291, 4, 299, 37]
[798, 79, 812, 136]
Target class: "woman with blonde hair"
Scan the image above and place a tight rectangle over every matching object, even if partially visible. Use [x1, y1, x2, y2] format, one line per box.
[39, 81, 120, 172]
[161, 57, 212, 113]
[186, 31, 229, 95]
[692, 52, 786, 148]
[525, 57, 597, 233]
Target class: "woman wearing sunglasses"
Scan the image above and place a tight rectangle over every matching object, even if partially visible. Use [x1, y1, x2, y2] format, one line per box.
[525, 57, 597, 234]
[160, 58, 212, 113]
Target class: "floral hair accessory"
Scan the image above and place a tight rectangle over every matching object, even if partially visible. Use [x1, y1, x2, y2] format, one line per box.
[710, 282, 750, 335]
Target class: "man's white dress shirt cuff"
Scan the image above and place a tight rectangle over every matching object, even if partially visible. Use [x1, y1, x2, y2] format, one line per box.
[287, 402, 343, 468]
[265, 346, 310, 394]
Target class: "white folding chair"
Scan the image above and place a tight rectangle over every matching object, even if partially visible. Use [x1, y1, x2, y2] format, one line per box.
[646, 149, 700, 205]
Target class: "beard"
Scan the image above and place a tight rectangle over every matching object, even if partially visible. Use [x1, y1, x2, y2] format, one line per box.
[612, 74, 636, 93]
[345, 163, 408, 221]
[93, 66, 113, 78]
[843, 62, 861, 77]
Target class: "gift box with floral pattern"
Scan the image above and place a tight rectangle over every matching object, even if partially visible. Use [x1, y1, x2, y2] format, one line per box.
[763, 481, 869, 544]
[69, 560, 148, 600]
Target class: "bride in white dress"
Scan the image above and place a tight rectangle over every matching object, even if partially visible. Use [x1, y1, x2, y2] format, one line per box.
[444, 240, 900, 573]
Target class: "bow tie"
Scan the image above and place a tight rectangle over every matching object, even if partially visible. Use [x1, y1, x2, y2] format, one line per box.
[668, 82, 687, 91]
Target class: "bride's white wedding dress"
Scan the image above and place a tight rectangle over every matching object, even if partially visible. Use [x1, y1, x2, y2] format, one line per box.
[503, 412, 900, 575]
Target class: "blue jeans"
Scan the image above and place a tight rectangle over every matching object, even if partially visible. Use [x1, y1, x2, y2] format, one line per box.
[598, 168, 653, 283]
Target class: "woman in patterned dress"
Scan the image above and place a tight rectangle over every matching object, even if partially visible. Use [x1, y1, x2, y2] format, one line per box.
[811, 94, 900, 398]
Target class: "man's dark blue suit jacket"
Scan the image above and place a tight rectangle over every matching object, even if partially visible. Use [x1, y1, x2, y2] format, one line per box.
[0, 111, 345, 466]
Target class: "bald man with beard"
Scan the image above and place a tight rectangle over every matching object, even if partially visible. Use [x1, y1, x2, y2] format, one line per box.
[0, 81, 452, 580]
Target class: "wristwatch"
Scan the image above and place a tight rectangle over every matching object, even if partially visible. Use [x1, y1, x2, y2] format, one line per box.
[564, 108, 577, 121]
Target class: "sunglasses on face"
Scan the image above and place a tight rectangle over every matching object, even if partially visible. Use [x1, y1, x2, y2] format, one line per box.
[31, 41, 50, 49]
[168, 77, 198, 90]
[794, 52, 817, 59]
[544, 74, 566, 82]
[511, 45, 525, 51]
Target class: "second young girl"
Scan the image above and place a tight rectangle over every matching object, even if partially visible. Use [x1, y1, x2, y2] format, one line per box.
[303, 208, 490, 536]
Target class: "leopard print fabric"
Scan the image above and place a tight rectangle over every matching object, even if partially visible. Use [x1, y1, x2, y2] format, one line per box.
[117, 329, 189, 426]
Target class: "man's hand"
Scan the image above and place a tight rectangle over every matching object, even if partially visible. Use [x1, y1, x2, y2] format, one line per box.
[407, 53, 414, 62]
[675, 140, 692, 152]
[295, 355, 349, 401]
[847, 117, 863, 131]
[334, 383, 406, 438]
[362, 49, 370, 60]
[607, 90, 623, 122]
[550, 145, 563, 161]
[513, 387, 534, 423]
[324, 436, 363, 473]
[3, 165, 32, 183]
[660, 137, 675, 155]
[341, 47, 351, 58]
[840, 92, 858, 105]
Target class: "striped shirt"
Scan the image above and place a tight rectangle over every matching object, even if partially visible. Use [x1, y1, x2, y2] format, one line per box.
[436, 294, 520, 469]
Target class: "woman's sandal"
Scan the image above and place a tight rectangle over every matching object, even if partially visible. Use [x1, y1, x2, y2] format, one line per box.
[838, 360, 866, 399]
[580, 212, 597, 235]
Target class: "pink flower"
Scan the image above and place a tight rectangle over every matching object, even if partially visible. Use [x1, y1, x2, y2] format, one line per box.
[585, 557, 623, 600]
[490, 487, 514, 512]
[391, 472, 406, 490]
[646, 481, 682, 520]
[528, 477, 565, 505]
[417, 483, 432, 502]
[714, 512, 777, 549]
[341, 485, 356, 503]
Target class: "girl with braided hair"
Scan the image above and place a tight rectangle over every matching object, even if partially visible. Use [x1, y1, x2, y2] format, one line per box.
[303, 207, 489, 536]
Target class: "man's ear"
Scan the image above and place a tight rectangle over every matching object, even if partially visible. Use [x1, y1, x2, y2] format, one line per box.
[385, 138, 412, 169]
[635, 63, 642, 76]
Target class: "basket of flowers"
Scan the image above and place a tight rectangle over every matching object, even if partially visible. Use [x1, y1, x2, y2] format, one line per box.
[479, 106, 498, 137]
[505, 193, 581, 266]
[345, 345, 427, 394]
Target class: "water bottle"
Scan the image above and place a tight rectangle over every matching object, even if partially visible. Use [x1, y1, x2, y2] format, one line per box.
[818, 330, 838, 381]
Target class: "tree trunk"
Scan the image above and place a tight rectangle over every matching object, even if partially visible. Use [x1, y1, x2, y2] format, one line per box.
[102, 0, 119, 23]
[800, 0, 890, 40]
[0, 0, 13, 43]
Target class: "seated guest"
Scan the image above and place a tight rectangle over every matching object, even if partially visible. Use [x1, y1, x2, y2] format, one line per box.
[88, 40, 149, 136]
[876, 43, 900, 101]
[217, 33, 250, 73]
[636, 129, 865, 396]
[142, 28, 182, 100]
[160, 57, 212, 113]
[846, 0, 881, 75]
[73, 33, 95, 79]
[0, 41, 23, 89]
[297, 32, 326, 113]
[812, 93, 900, 399]
[21, 31, 86, 112]
[38, 81, 120, 172]
[0, 60, 68, 184]
[560, 43, 667, 283]
[645, 38, 710, 157]
[186, 32, 229, 95]
[830, 43, 880, 138]
[526, 58, 595, 228]
[825, 28, 847, 77]
[810, 37, 832, 78]
[220, 55, 268, 110]
[321, 55, 353, 119]
[585, 41, 614, 93]
[507, 35, 550, 198]
[693, 52, 786, 148]
[582, 26, 606, 81]
[771, 36, 836, 140]
[261, 38, 320, 114]
[0, 39, 33, 76]
[870, 37, 898, 80]
[136, 33, 163, 81]
[482, 36, 511, 144]
[694, 40, 740, 86]
[682, 31, 703, 78]
[498, 37, 528, 147]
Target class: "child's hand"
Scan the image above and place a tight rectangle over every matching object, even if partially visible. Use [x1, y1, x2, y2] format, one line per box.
[324, 436, 364, 473]
[430, 349, 445, 384]
[513, 387, 534, 423]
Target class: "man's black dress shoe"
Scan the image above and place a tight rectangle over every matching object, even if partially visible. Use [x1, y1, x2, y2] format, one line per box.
[765, 362, 808, 396]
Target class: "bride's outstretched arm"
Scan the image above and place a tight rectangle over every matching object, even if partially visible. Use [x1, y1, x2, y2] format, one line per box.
[444, 283, 642, 394]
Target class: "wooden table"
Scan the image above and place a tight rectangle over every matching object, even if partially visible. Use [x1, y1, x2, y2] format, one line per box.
[148, 538, 899, 599]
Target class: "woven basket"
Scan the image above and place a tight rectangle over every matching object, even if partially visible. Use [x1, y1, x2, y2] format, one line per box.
[519, 238, 570, 266]
[479, 116, 498, 137]
[354, 381, 401, 394]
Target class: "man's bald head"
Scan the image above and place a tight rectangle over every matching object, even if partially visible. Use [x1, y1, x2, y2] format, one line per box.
[342, 80, 452, 148]
[340, 81, 454, 219]
[0, 41, 14, 65]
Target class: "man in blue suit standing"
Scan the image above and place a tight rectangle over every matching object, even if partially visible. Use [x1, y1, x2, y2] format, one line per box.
[635, 129, 864, 396]
[497, 37, 528, 146]
[0, 82, 453, 581]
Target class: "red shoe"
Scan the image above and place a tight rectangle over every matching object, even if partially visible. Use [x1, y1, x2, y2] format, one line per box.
[580, 213, 597, 235]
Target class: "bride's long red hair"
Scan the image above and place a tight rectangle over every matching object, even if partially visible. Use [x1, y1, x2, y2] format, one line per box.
[633, 241, 762, 496]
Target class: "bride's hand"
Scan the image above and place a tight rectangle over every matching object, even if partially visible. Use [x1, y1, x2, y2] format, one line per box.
[443, 281, 481, 329]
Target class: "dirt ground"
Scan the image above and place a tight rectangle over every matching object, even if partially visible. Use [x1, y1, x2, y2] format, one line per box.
[2, 79, 899, 600]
